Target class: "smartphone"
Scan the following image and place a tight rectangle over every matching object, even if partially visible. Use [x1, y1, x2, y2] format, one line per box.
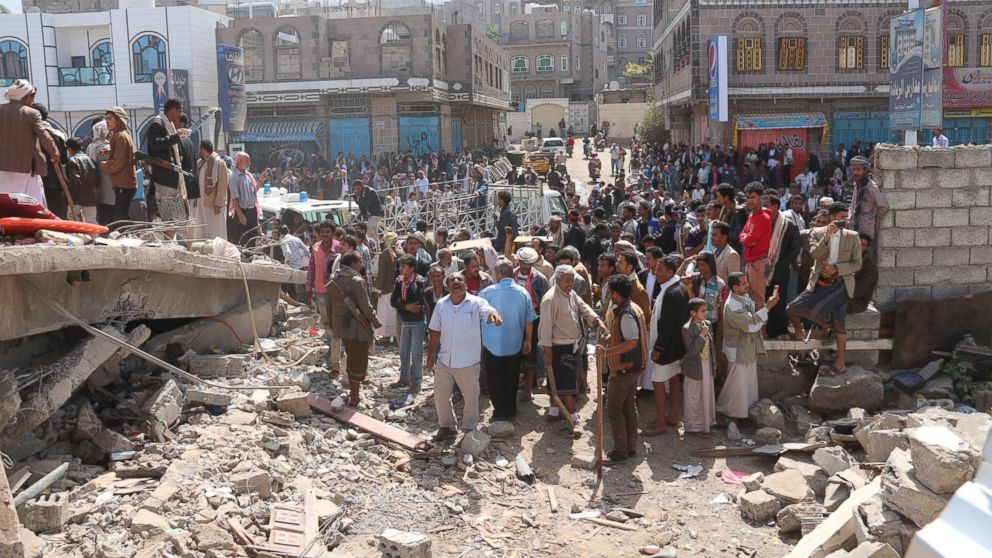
[834, 220, 847, 230]
[773, 285, 780, 298]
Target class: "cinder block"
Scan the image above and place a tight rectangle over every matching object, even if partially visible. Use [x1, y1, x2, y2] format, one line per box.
[846, 307, 880, 333]
[18, 493, 68, 533]
[937, 168, 976, 189]
[886, 191, 916, 210]
[917, 149, 956, 169]
[932, 284, 972, 300]
[950, 265, 988, 285]
[954, 146, 992, 168]
[875, 286, 896, 307]
[951, 226, 989, 247]
[879, 268, 916, 288]
[877, 148, 918, 170]
[275, 391, 311, 418]
[975, 168, 992, 188]
[185, 390, 234, 407]
[915, 189, 952, 208]
[952, 188, 990, 208]
[878, 250, 897, 269]
[932, 247, 970, 267]
[970, 246, 992, 265]
[895, 209, 933, 228]
[143, 379, 184, 426]
[880, 211, 895, 228]
[914, 228, 951, 247]
[230, 471, 272, 498]
[896, 169, 936, 190]
[894, 285, 932, 303]
[189, 354, 252, 378]
[914, 267, 953, 285]
[970, 207, 992, 226]
[932, 208, 970, 227]
[896, 248, 933, 267]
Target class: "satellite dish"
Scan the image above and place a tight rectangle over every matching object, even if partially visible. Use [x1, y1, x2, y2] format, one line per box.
[609, 80, 619, 91]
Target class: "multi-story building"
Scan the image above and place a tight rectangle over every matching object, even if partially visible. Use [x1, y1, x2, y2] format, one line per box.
[216, 9, 509, 165]
[653, 0, 992, 160]
[595, 0, 653, 84]
[0, 3, 226, 145]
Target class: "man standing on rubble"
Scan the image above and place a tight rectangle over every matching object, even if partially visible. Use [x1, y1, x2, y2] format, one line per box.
[427, 272, 503, 442]
[0, 79, 59, 204]
[229, 152, 259, 246]
[846, 156, 888, 258]
[308, 221, 343, 377]
[329, 252, 381, 407]
[146, 98, 190, 226]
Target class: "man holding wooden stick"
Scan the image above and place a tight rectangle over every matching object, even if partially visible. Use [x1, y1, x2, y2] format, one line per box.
[539, 265, 607, 428]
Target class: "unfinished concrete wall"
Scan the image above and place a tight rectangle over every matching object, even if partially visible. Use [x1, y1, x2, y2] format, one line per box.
[875, 144, 992, 309]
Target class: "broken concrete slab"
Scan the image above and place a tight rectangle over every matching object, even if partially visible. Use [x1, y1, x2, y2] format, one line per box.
[862, 429, 910, 463]
[144, 299, 276, 360]
[844, 541, 900, 558]
[378, 528, 431, 558]
[570, 452, 597, 471]
[824, 469, 868, 512]
[784, 478, 882, 558]
[778, 502, 827, 535]
[230, 470, 272, 498]
[187, 354, 253, 379]
[129, 509, 170, 534]
[93, 429, 135, 454]
[762, 469, 815, 505]
[749, 399, 787, 431]
[809, 366, 884, 413]
[184, 390, 234, 408]
[743, 472, 764, 492]
[858, 498, 911, 555]
[880, 448, 949, 528]
[907, 426, 981, 494]
[487, 421, 515, 438]
[190, 523, 238, 554]
[740, 490, 781, 523]
[143, 379, 184, 426]
[777, 504, 803, 534]
[274, 391, 311, 418]
[814, 446, 858, 477]
[72, 401, 102, 442]
[775, 455, 829, 497]
[17, 493, 68, 533]
[0, 464, 24, 557]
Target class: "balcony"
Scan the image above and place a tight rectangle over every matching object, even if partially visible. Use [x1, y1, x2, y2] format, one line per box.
[58, 66, 113, 86]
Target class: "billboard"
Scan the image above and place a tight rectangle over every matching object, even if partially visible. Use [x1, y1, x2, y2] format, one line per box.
[923, 6, 943, 69]
[151, 69, 190, 115]
[920, 68, 943, 128]
[889, 9, 924, 130]
[707, 36, 728, 123]
[216, 45, 247, 133]
[942, 68, 992, 109]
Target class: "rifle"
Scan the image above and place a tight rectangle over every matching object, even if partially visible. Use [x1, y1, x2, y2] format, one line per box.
[326, 276, 376, 335]
[134, 151, 195, 179]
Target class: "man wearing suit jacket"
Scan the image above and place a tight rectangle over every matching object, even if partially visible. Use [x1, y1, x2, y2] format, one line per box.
[637, 246, 665, 307]
[0, 80, 59, 205]
[764, 194, 802, 338]
[787, 203, 862, 374]
[645, 255, 689, 435]
[710, 221, 741, 283]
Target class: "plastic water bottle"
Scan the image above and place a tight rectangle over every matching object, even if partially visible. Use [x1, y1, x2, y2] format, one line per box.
[300, 191, 308, 202]
[263, 182, 271, 195]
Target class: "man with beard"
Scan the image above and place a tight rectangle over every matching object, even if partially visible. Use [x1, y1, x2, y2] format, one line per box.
[845, 156, 889, 258]
[329, 253, 381, 406]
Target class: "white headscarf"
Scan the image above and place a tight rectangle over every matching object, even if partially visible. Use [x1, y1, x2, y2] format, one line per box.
[4, 79, 34, 101]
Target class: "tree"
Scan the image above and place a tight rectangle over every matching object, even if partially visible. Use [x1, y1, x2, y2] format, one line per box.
[622, 61, 650, 81]
[638, 106, 668, 145]
[486, 26, 500, 42]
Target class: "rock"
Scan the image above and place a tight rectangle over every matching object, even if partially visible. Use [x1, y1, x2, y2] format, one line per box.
[791, 405, 815, 433]
[845, 541, 900, 558]
[460, 430, 491, 457]
[743, 472, 764, 492]
[275, 391, 311, 418]
[807, 425, 832, 444]
[762, 469, 814, 505]
[775, 455, 829, 497]
[570, 452, 597, 470]
[378, 528, 431, 558]
[651, 548, 677, 558]
[17, 493, 68, 533]
[93, 429, 135, 453]
[823, 469, 867, 512]
[184, 390, 234, 408]
[908, 426, 981, 494]
[487, 421, 514, 438]
[848, 408, 868, 420]
[863, 429, 910, 463]
[858, 499, 911, 555]
[73, 401, 102, 441]
[739, 490, 781, 523]
[640, 545, 661, 555]
[754, 427, 783, 445]
[143, 379, 184, 426]
[809, 366, 884, 412]
[748, 399, 787, 430]
[726, 421, 743, 441]
[130, 509, 170, 534]
[230, 470, 273, 498]
[605, 510, 628, 523]
[880, 448, 949, 528]
[814, 446, 858, 476]
[191, 523, 238, 553]
[918, 376, 956, 401]
[776, 504, 804, 534]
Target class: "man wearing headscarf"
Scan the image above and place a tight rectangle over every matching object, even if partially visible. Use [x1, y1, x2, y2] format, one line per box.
[0, 79, 59, 205]
[86, 119, 117, 225]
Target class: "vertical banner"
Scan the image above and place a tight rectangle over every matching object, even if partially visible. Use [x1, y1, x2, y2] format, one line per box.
[889, 9, 925, 130]
[708, 36, 728, 123]
[923, 6, 943, 70]
[921, 68, 943, 128]
[151, 69, 191, 115]
[216, 45, 247, 133]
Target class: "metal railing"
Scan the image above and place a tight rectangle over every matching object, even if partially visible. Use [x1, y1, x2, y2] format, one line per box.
[58, 66, 114, 86]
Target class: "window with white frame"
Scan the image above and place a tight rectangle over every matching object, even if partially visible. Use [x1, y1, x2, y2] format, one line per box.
[511, 55, 528, 72]
[536, 54, 554, 72]
[637, 14, 646, 27]
[617, 33, 627, 48]
[561, 55, 569, 71]
[617, 12, 627, 25]
[636, 33, 646, 48]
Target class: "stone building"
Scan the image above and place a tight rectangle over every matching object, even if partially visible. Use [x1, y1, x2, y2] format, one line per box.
[595, 0, 653, 84]
[652, 1, 992, 162]
[216, 11, 510, 165]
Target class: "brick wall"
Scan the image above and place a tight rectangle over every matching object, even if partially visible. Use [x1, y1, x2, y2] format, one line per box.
[875, 144, 992, 309]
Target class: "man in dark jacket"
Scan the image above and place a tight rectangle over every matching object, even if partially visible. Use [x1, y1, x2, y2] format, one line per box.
[764, 194, 802, 338]
[177, 114, 199, 202]
[144, 97, 189, 223]
[647, 255, 689, 434]
[33, 103, 69, 218]
[352, 179, 382, 232]
[493, 190, 517, 251]
[65, 137, 99, 223]
[329, 252, 381, 406]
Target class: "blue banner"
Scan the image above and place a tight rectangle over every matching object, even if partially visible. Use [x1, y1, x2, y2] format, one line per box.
[707, 36, 728, 122]
[151, 69, 190, 115]
[216, 45, 246, 133]
[889, 9, 925, 130]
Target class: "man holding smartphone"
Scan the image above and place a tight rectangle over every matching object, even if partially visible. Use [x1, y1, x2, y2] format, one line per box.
[786, 202, 862, 375]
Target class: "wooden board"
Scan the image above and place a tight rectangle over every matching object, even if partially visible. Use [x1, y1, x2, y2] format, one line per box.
[450, 238, 493, 251]
[891, 291, 992, 368]
[309, 393, 430, 452]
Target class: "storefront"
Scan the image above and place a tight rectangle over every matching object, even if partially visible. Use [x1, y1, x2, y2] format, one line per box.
[234, 120, 327, 169]
[733, 113, 828, 181]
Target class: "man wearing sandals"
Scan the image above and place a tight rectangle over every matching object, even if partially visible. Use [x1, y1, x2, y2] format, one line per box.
[786, 202, 862, 375]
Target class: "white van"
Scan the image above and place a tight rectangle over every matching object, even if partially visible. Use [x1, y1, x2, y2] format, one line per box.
[540, 137, 566, 156]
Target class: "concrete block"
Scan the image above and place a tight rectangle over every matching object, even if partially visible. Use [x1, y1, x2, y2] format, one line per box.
[877, 250, 896, 268]
[908, 426, 981, 494]
[810, 366, 884, 413]
[859, 498, 910, 555]
[130, 509, 170, 534]
[784, 478, 882, 558]
[932, 247, 970, 266]
[976, 167, 992, 187]
[880, 448, 948, 528]
[73, 401, 102, 442]
[970, 206, 992, 225]
[916, 149, 956, 169]
[191, 523, 239, 553]
[184, 390, 234, 408]
[755, 427, 783, 445]
[880, 211, 894, 228]
[188, 354, 252, 379]
[813, 447, 858, 477]
[762, 469, 814, 505]
[864, 428, 910, 463]
[970, 246, 992, 265]
[274, 391, 311, 418]
[846, 307, 880, 332]
[931, 284, 972, 301]
[93, 429, 135, 453]
[893, 285, 932, 303]
[913, 227, 951, 247]
[949, 265, 988, 285]
[914, 266, 953, 285]
[230, 470, 272, 498]
[846, 541, 900, 558]
[936, 168, 975, 188]
[932, 208, 970, 227]
[950, 225, 989, 246]
[877, 228, 916, 249]
[914, 189, 953, 208]
[952, 187, 990, 207]
[739, 490, 781, 523]
[895, 169, 934, 190]
[878, 268, 915, 288]
[775, 456, 829, 497]
[17, 493, 68, 533]
[743, 472, 765, 492]
[953, 145, 992, 168]
[378, 529, 431, 558]
[143, 379, 184, 426]
[894, 209, 933, 228]
[895, 247, 933, 267]
[884, 191, 916, 210]
[777, 503, 803, 533]
[877, 148, 918, 170]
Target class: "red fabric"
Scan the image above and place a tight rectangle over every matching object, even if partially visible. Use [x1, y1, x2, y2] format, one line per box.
[739, 208, 772, 263]
[739, 128, 809, 182]
[0, 193, 57, 219]
[466, 274, 481, 295]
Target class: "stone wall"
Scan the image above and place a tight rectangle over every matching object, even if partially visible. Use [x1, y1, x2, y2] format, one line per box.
[875, 144, 992, 309]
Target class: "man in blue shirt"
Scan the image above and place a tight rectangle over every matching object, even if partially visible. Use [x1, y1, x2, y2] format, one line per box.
[479, 260, 536, 421]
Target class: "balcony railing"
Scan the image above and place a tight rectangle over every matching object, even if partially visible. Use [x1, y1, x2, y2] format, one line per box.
[0, 77, 19, 87]
[58, 66, 114, 86]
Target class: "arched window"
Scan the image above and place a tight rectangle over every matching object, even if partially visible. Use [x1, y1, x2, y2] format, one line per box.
[775, 14, 807, 71]
[380, 22, 412, 75]
[947, 12, 966, 67]
[539, 84, 554, 98]
[536, 54, 554, 72]
[131, 34, 167, 83]
[981, 11, 992, 67]
[274, 27, 301, 80]
[91, 41, 112, 67]
[0, 40, 28, 86]
[617, 33, 627, 48]
[734, 14, 764, 73]
[239, 29, 265, 82]
[511, 55, 529, 73]
[636, 33, 646, 48]
[836, 13, 866, 71]
[510, 21, 529, 41]
[599, 1, 612, 14]
[617, 10, 627, 25]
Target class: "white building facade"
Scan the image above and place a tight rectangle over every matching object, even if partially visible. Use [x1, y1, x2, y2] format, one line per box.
[0, 5, 227, 145]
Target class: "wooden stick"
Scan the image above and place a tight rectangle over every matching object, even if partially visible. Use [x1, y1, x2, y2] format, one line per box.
[595, 352, 605, 480]
[581, 516, 639, 531]
[546, 485, 559, 513]
[544, 348, 574, 428]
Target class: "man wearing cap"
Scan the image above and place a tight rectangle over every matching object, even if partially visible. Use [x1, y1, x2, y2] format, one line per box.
[846, 156, 889, 251]
[0, 79, 59, 204]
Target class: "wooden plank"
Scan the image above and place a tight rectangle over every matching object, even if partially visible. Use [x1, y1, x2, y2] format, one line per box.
[309, 393, 430, 452]
[7, 466, 31, 494]
[581, 516, 639, 531]
[227, 517, 257, 546]
[692, 447, 765, 458]
[546, 485, 559, 513]
[449, 238, 493, 251]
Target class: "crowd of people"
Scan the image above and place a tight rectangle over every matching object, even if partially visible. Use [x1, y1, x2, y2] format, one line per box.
[1, 77, 892, 462]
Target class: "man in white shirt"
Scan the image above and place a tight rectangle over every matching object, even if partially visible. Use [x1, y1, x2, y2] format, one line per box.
[795, 165, 816, 195]
[932, 128, 949, 148]
[427, 272, 503, 441]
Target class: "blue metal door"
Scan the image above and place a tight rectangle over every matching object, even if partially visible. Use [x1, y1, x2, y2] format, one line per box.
[399, 116, 440, 156]
[452, 117, 464, 153]
[831, 111, 898, 151]
[940, 118, 990, 146]
[328, 118, 370, 159]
